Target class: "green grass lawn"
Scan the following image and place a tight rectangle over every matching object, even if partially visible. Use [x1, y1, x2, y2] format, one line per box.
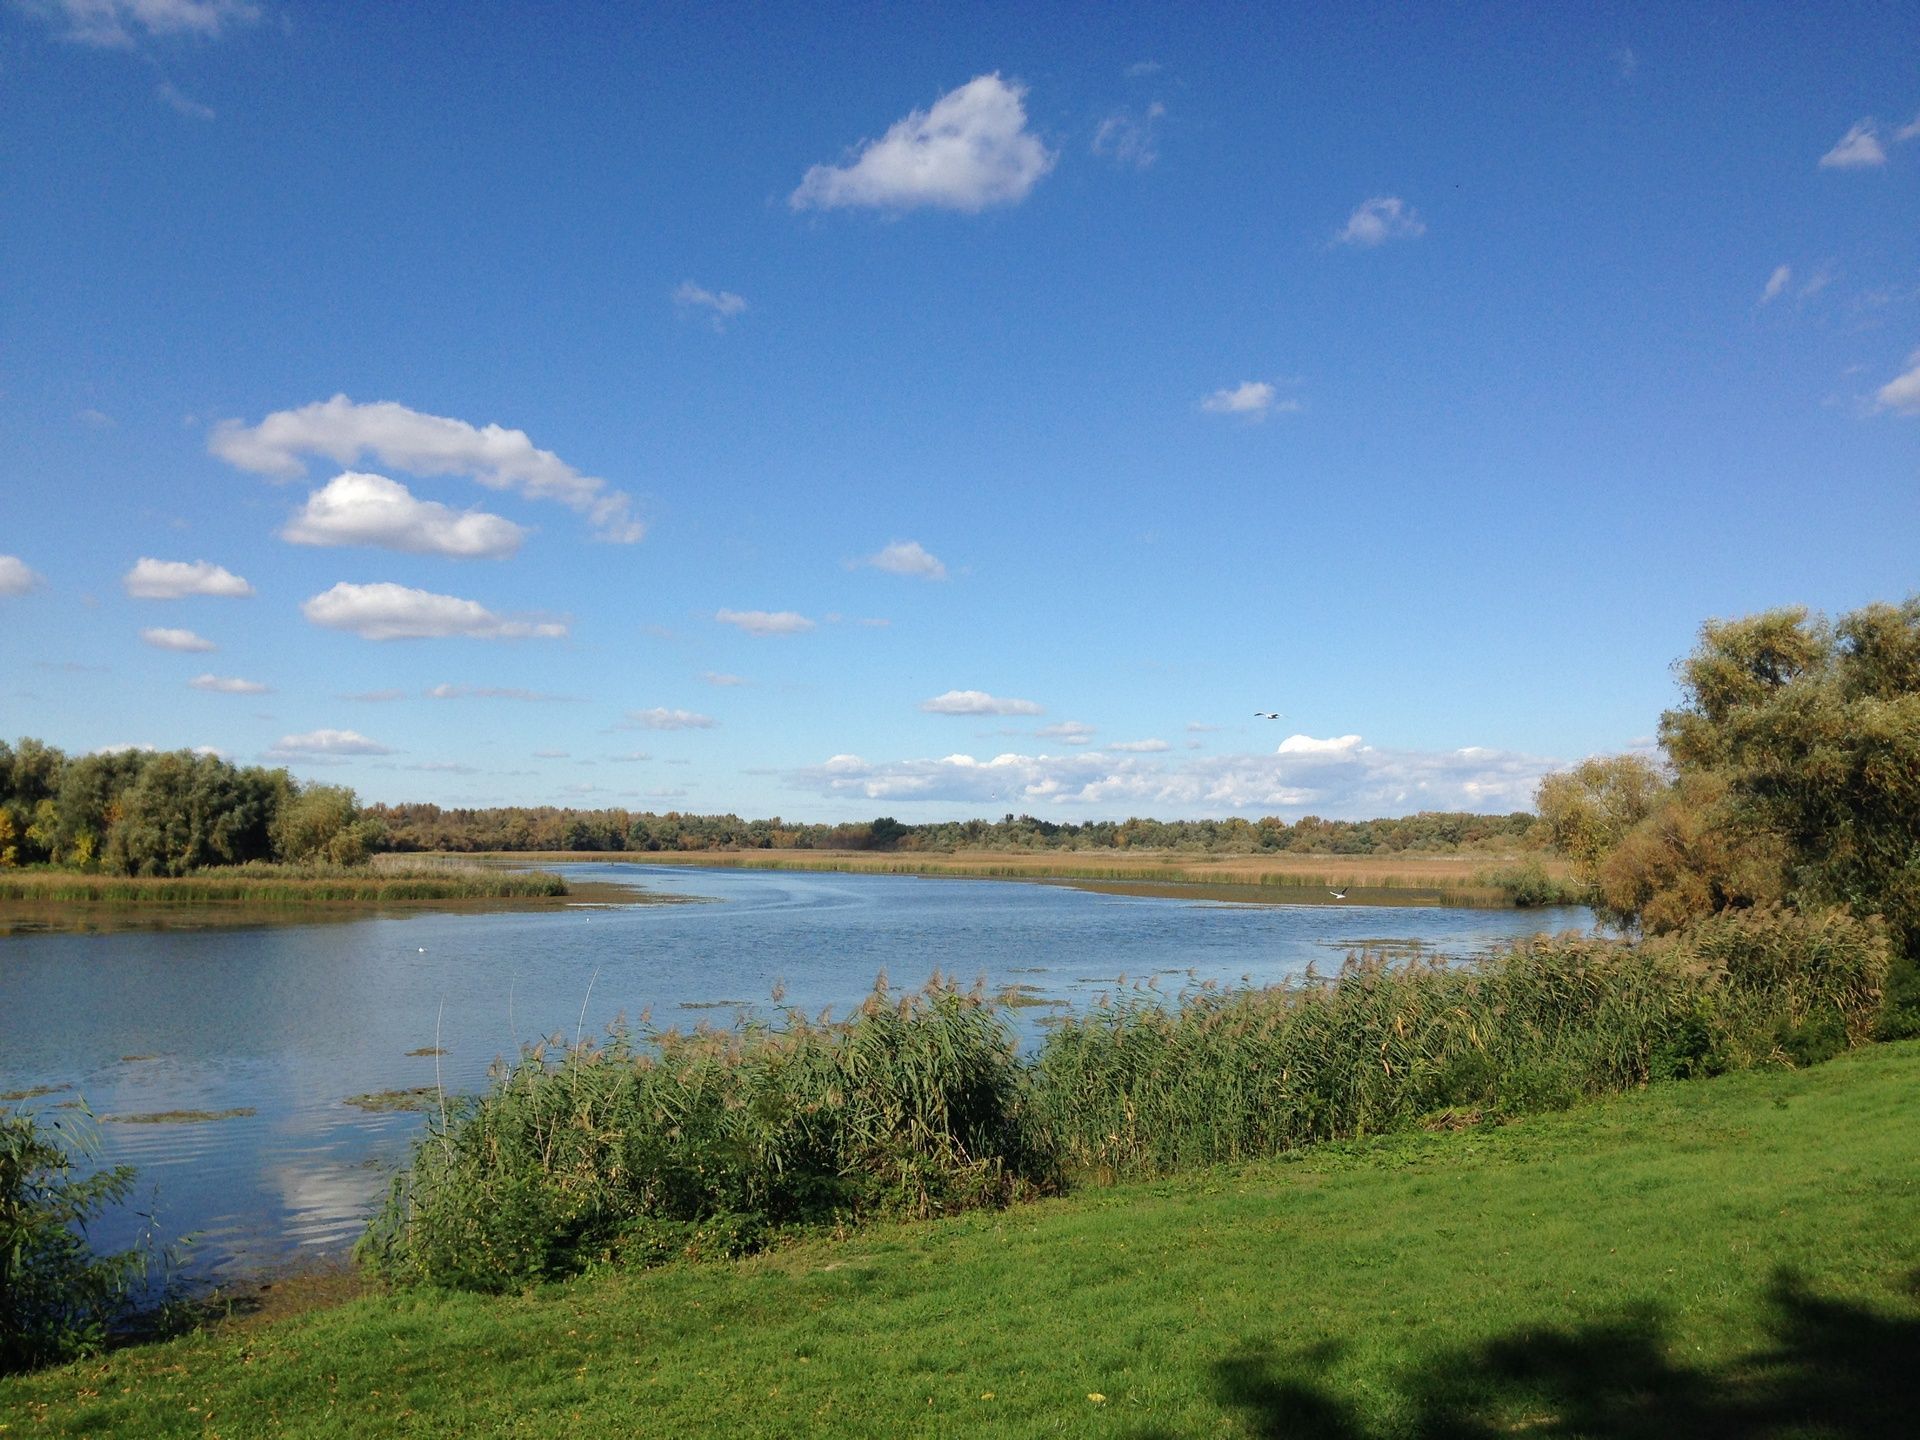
[6, 1044, 1916, 1437]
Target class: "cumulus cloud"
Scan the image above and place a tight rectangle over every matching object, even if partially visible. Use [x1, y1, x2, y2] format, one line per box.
[189, 673, 270, 695]
[209, 395, 641, 542]
[1200, 381, 1300, 419]
[1819, 120, 1886, 169]
[673, 281, 747, 329]
[301, 581, 568, 641]
[280, 472, 527, 559]
[790, 73, 1055, 213]
[267, 728, 394, 759]
[0, 555, 44, 596]
[1334, 196, 1425, 247]
[622, 707, 717, 731]
[921, 689, 1044, 717]
[123, 557, 253, 599]
[30, 0, 259, 47]
[1109, 738, 1170, 753]
[716, 608, 815, 636]
[859, 540, 948, 580]
[1876, 352, 1920, 414]
[1091, 101, 1165, 168]
[791, 734, 1557, 816]
[1276, 732, 1363, 755]
[1898, 113, 1920, 143]
[1759, 264, 1792, 305]
[139, 626, 215, 652]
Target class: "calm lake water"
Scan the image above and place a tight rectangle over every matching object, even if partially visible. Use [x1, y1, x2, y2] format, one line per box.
[0, 864, 1590, 1287]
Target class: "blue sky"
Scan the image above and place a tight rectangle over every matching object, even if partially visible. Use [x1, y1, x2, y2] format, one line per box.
[2, 2, 1916, 821]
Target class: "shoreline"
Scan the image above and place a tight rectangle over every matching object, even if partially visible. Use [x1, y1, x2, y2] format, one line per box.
[448, 848, 1581, 910]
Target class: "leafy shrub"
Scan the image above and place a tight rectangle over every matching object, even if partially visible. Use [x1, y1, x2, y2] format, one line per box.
[1, 1109, 151, 1374]
[1475, 860, 1581, 908]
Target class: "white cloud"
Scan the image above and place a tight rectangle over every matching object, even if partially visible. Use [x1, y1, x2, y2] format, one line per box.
[701, 671, 746, 687]
[1200, 380, 1301, 420]
[1898, 113, 1920, 143]
[76, 407, 115, 429]
[791, 734, 1558, 817]
[32, 0, 259, 47]
[155, 80, 214, 119]
[716, 608, 815, 636]
[1037, 721, 1095, 745]
[123, 557, 253, 599]
[1276, 732, 1364, 755]
[1125, 60, 1162, 78]
[1759, 264, 1792, 305]
[1091, 101, 1165, 169]
[301, 581, 568, 641]
[623, 707, 717, 731]
[342, 689, 406, 702]
[267, 728, 394, 759]
[1109, 738, 1170, 753]
[280, 472, 527, 559]
[1819, 120, 1886, 169]
[1875, 352, 1920, 414]
[1614, 46, 1638, 81]
[209, 395, 641, 542]
[920, 689, 1044, 717]
[673, 281, 747, 329]
[0, 555, 44, 596]
[189, 673, 270, 695]
[860, 540, 948, 580]
[140, 626, 215, 652]
[425, 684, 571, 701]
[1334, 196, 1425, 247]
[790, 73, 1055, 213]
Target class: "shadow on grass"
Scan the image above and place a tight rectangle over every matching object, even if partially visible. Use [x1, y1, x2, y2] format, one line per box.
[1145, 1270, 1920, 1439]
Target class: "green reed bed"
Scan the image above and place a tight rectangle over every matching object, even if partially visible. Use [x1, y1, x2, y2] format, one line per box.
[0, 862, 567, 906]
[1029, 907, 1883, 1179]
[363, 906, 1888, 1293]
[360, 977, 1046, 1292]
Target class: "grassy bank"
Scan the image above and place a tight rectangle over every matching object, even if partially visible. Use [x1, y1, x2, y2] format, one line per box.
[4, 1041, 1914, 1436]
[457, 848, 1585, 908]
[0, 863, 609, 930]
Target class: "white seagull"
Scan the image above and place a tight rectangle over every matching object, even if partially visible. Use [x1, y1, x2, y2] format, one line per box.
[1254, 711, 1285, 719]
[1327, 888, 1349, 900]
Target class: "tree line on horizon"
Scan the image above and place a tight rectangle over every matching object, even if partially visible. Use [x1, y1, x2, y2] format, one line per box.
[364, 804, 1540, 857]
[0, 738, 1538, 870]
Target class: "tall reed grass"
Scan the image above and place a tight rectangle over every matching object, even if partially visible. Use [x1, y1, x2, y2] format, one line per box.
[361, 977, 1044, 1290]
[0, 862, 567, 906]
[362, 905, 1888, 1291]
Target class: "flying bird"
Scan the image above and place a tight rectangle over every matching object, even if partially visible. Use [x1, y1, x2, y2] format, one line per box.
[1254, 711, 1285, 719]
[1328, 888, 1349, 900]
